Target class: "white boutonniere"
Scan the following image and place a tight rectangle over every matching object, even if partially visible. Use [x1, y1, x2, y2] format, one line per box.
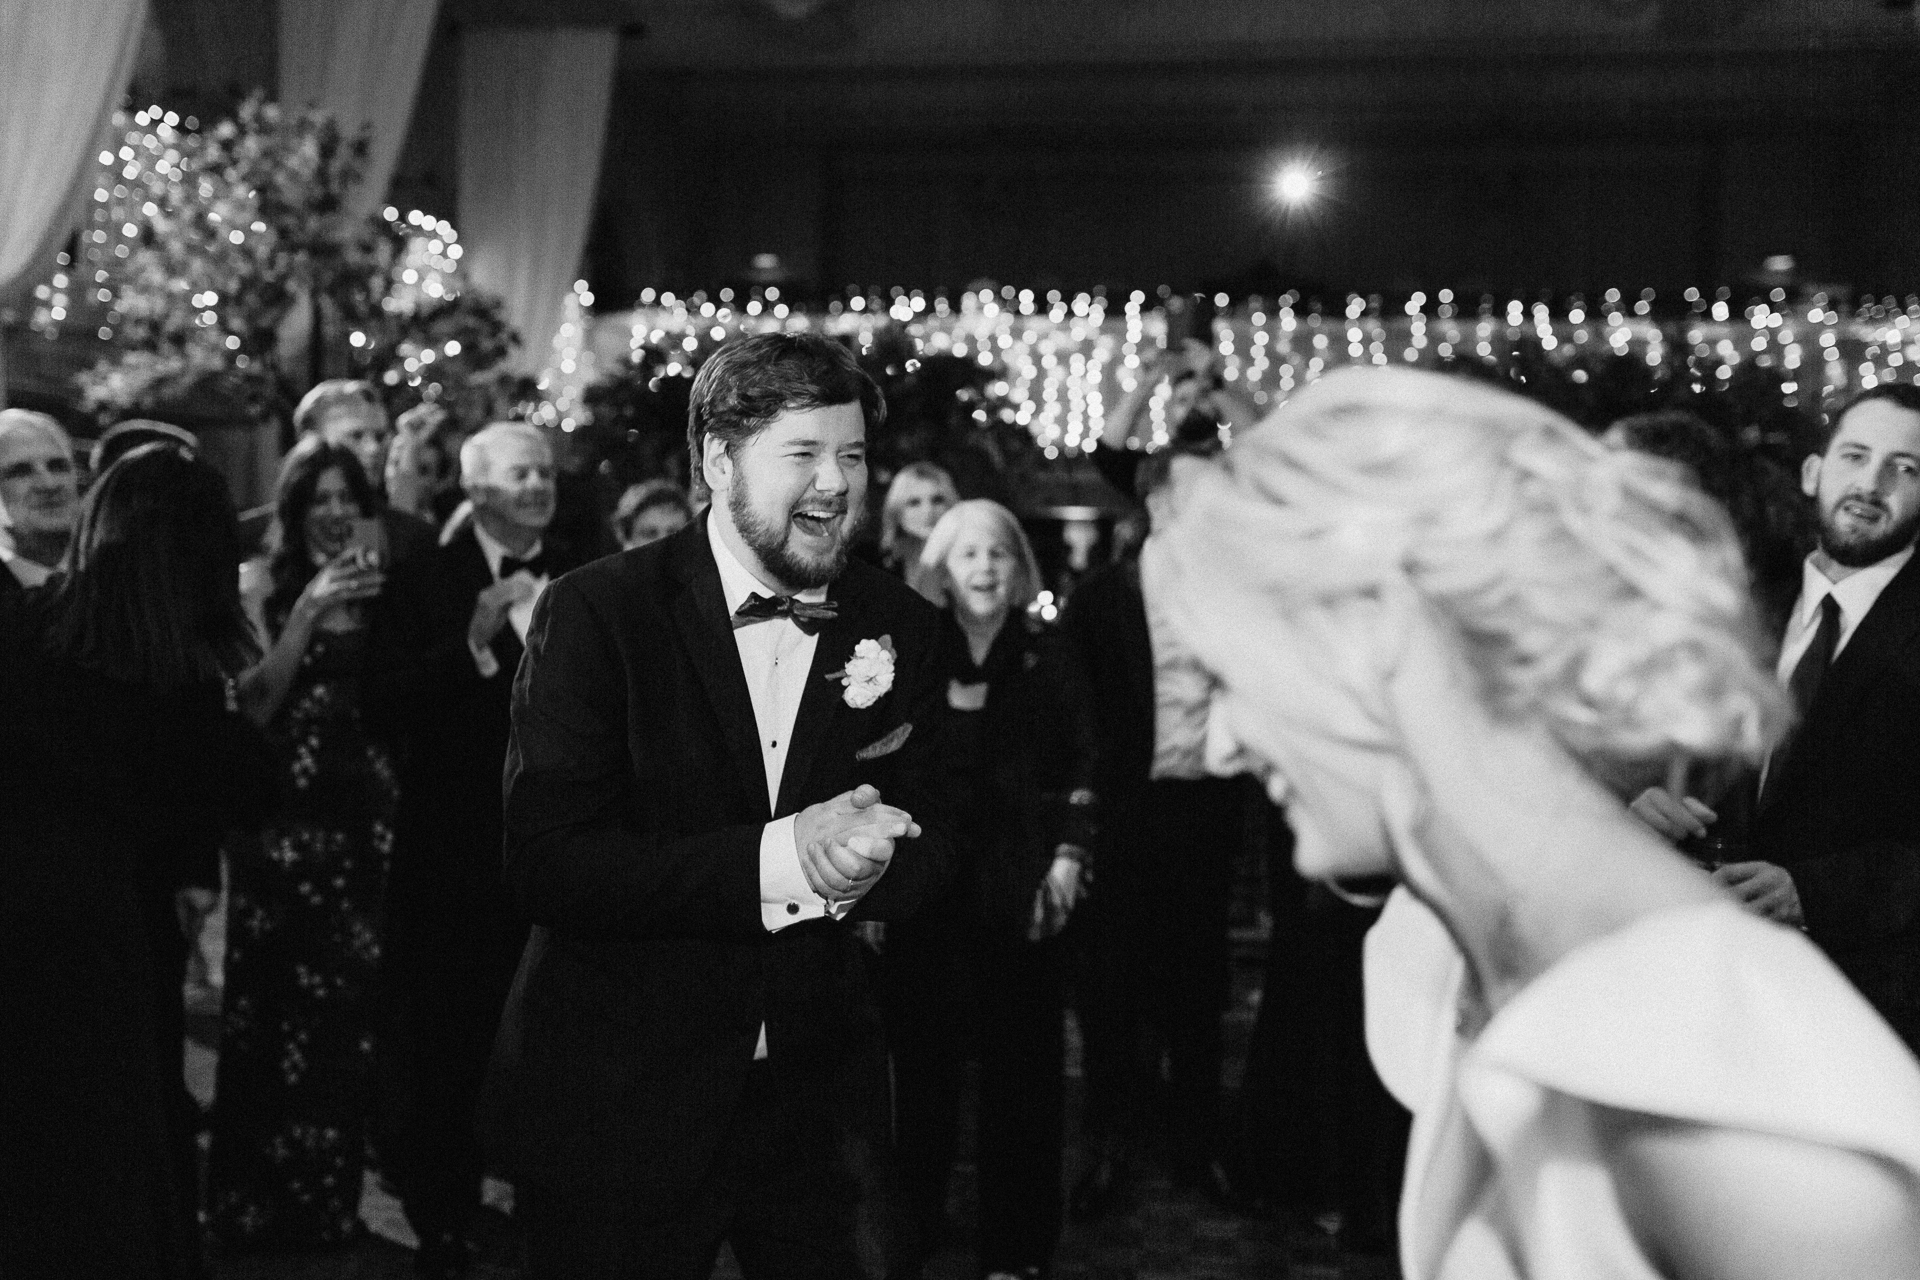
[827, 635, 895, 708]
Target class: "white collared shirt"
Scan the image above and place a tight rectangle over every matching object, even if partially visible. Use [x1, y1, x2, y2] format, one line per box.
[0, 546, 52, 590]
[706, 518, 842, 940]
[1776, 544, 1914, 681]
[708, 518, 841, 1060]
[467, 522, 549, 678]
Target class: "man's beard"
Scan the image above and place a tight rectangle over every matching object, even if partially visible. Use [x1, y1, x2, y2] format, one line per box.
[1818, 491, 1920, 568]
[730, 478, 863, 589]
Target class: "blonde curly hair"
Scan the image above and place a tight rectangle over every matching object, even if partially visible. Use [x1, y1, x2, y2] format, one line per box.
[1145, 366, 1789, 795]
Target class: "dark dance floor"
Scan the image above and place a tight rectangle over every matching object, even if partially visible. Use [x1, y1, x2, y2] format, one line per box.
[193, 922, 1400, 1280]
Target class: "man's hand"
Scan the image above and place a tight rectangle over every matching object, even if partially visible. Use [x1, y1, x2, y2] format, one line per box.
[384, 423, 432, 517]
[1628, 787, 1717, 843]
[794, 784, 919, 904]
[469, 576, 538, 650]
[1712, 861, 1804, 927]
[1028, 850, 1085, 941]
[174, 886, 218, 937]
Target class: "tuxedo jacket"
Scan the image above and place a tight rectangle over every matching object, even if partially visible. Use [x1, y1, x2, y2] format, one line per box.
[1749, 551, 1920, 1053]
[500, 517, 956, 1211]
[372, 525, 590, 975]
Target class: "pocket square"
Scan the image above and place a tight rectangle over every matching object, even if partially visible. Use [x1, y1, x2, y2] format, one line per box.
[855, 722, 913, 761]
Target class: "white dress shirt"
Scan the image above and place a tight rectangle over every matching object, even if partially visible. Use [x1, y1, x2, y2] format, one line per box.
[0, 546, 52, 590]
[708, 519, 843, 1060]
[707, 516, 841, 933]
[467, 523, 549, 678]
[1776, 545, 1914, 681]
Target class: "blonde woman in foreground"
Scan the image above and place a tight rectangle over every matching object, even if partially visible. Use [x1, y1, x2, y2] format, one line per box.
[1142, 366, 1920, 1280]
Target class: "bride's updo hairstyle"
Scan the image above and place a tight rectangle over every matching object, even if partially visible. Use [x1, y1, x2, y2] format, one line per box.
[1146, 366, 1789, 795]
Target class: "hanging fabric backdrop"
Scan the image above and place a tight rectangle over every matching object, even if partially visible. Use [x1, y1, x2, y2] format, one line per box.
[458, 25, 618, 376]
[277, 0, 442, 219]
[0, 0, 149, 402]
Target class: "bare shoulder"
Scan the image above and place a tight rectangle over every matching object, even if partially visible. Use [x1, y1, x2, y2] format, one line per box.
[1596, 1106, 1920, 1280]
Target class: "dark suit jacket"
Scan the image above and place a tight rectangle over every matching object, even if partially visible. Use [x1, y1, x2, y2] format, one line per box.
[946, 616, 1100, 940]
[1749, 551, 1920, 1053]
[372, 524, 589, 977]
[500, 517, 956, 1212]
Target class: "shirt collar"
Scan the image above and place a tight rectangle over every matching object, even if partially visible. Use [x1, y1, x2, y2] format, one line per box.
[0, 546, 52, 588]
[1794, 543, 1914, 633]
[471, 520, 543, 579]
[706, 511, 829, 613]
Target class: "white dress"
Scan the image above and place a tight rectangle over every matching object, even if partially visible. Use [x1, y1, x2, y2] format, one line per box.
[1365, 889, 1920, 1279]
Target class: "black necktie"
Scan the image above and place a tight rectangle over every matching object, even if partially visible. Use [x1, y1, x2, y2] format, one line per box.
[1767, 594, 1841, 796]
[732, 591, 838, 635]
[499, 549, 550, 579]
[1788, 594, 1842, 721]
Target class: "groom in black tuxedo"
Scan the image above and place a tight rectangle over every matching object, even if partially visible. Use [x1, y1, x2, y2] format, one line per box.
[503, 333, 955, 1277]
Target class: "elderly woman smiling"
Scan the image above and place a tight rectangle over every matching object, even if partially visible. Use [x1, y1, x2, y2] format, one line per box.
[1143, 367, 1920, 1280]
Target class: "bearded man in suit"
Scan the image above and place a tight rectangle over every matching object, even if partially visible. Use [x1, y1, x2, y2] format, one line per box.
[502, 333, 956, 1278]
[1633, 383, 1920, 1056]
[375, 420, 589, 1276]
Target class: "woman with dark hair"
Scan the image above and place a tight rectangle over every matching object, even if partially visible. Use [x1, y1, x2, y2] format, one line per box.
[0, 444, 269, 1279]
[206, 437, 399, 1252]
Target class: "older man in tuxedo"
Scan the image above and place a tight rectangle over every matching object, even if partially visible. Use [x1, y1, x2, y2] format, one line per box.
[503, 333, 955, 1278]
[0, 408, 80, 592]
[375, 421, 589, 1276]
[1635, 382, 1920, 1056]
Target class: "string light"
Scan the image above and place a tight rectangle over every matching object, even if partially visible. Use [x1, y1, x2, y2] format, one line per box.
[538, 286, 1920, 453]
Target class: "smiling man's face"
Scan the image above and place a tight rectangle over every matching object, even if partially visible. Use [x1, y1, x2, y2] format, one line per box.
[1803, 398, 1920, 570]
[0, 421, 79, 554]
[708, 401, 868, 592]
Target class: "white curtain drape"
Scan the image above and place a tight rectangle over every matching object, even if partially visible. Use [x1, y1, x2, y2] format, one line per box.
[458, 26, 618, 375]
[278, 0, 441, 217]
[0, 0, 149, 401]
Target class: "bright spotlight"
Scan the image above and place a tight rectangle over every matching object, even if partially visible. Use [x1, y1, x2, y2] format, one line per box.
[1274, 163, 1318, 205]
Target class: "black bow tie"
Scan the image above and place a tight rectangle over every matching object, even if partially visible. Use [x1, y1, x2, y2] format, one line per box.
[733, 591, 838, 635]
[499, 549, 550, 579]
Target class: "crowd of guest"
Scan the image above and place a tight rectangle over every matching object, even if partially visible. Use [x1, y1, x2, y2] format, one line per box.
[3, 332, 1919, 1280]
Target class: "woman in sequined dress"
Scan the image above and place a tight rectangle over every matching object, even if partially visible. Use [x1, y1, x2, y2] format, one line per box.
[206, 438, 398, 1251]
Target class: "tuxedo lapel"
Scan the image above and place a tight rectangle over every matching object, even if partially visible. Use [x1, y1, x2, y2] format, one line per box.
[1764, 552, 1920, 810]
[668, 526, 773, 819]
[776, 570, 867, 817]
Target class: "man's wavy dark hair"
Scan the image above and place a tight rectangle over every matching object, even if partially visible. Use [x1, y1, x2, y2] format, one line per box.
[42, 444, 257, 687]
[1822, 381, 1920, 451]
[685, 333, 886, 486]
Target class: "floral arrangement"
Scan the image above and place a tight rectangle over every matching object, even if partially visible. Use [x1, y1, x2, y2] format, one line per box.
[56, 96, 515, 426]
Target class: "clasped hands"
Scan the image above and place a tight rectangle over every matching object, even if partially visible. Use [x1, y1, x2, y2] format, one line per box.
[794, 783, 919, 908]
[1628, 786, 1804, 927]
[469, 574, 540, 649]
